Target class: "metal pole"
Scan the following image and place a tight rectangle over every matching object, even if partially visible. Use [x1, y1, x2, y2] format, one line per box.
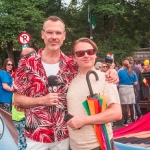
[89, 0, 93, 40]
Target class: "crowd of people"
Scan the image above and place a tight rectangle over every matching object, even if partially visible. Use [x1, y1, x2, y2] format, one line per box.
[0, 15, 149, 150]
[95, 56, 149, 127]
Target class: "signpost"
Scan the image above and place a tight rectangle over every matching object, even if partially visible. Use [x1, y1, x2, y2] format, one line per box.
[18, 31, 31, 50]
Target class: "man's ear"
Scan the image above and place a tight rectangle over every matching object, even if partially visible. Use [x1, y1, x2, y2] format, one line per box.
[63, 31, 66, 41]
[41, 30, 44, 40]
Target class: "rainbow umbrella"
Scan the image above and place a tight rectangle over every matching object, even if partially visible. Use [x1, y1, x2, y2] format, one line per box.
[82, 70, 112, 150]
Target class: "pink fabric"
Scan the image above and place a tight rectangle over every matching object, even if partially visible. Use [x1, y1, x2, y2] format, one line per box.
[113, 112, 150, 138]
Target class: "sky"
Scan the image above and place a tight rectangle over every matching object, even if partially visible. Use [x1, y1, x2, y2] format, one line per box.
[64, 0, 71, 5]
[63, 0, 81, 6]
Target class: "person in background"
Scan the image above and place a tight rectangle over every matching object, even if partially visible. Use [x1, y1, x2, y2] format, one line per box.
[21, 48, 36, 57]
[141, 63, 145, 72]
[126, 57, 143, 120]
[12, 48, 36, 150]
[110, 62, 115, 69]
[13, 16, 119, 150]
[94, 61, 102, 70]
[118, 59, 138, 126]
[134, 60, 142, 71]
[141, 64, 150, 73]
[0, 58, 14, 112]
[101, 63, 109, 73]
[110, 62, 119, 71]
[12, 95, 27, 150]
[66, 37, 122, 150]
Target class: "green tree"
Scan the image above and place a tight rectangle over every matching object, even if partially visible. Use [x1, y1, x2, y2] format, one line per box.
[0, 0, 149, 64]
[0, 0, 48, 62]
[80, 0, 150, 63]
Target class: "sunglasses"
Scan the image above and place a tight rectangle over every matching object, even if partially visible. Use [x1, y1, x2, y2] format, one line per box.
[74, 49, 96, 57]
[102, 66, 108, 68]
[7, 64, 13, 66]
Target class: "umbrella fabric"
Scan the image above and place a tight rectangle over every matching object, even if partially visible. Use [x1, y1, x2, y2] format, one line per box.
[82, 94, 112, 150]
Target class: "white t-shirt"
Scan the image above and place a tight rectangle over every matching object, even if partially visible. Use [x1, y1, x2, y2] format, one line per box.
[42, 62, 59, 77]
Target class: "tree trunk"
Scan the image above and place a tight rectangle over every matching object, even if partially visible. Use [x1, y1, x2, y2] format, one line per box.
[6, 41, 14, 62]
[111, 17, 116, 33]
[104, 15, 109, 41]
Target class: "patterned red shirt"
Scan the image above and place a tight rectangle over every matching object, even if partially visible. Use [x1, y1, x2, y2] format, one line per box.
[13, 49, 77, 143]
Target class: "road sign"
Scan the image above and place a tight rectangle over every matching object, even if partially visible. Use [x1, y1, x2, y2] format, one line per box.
[18, 31, 31, 44]
[22, 44, 29, 50]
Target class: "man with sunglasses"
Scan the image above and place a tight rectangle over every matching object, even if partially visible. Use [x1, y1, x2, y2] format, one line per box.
[13, 16, 119, 150]
[101, 63, 109, 73]
[66, 38, 121, 150]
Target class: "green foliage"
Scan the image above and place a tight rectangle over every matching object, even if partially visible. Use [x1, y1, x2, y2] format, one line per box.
[96, 34, 139, 64]
[61, 0, 89, 52]
[0, 46, 7, 67]
[0, 0, 149, 64]
[93, 0, 126, 16]
[0, 0, 48, 57]
[88, 0, 150, 62]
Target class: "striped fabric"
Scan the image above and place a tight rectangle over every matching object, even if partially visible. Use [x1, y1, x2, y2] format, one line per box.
[113, 112, 150, 149]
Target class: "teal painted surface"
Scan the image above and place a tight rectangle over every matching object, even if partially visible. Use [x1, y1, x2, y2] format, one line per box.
[0, 121, 17, 150]
[115, 142, 150, 150]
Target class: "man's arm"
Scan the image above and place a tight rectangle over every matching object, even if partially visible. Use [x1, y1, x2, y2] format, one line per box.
[14, 92, 59, 108]
[105, 69, 119, 84]
[85, 103, 121, 124]
[67, 103, 122, 130]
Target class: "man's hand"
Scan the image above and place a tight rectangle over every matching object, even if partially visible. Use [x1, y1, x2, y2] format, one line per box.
[67, 115, 85, 130]
[13, 102, 25, 112]
[40, 93, 59, 106]
[105, 69, 119, 84]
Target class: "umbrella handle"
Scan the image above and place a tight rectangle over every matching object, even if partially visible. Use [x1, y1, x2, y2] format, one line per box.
[86, 70, 99, 96]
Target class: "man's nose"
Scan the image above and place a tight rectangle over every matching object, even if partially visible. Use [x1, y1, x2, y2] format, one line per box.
[51, 33, 57, 38]
[84, 52, 89, 57]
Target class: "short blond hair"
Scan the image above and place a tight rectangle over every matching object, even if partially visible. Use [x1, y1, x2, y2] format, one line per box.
[43, 16, 65, 29]
[21, 48, 36, 58]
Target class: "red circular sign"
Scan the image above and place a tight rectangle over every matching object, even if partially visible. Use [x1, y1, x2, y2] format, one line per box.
[18, 32, 31, 44]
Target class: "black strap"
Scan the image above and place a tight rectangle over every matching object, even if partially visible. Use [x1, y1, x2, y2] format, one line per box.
[124, 69, 134, 85]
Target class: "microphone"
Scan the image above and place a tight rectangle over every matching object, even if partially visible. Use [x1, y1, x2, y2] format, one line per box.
[48, 75, 58, 93]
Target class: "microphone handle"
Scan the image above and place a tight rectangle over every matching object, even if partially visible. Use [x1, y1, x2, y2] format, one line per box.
[52, 86, 57, 93]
